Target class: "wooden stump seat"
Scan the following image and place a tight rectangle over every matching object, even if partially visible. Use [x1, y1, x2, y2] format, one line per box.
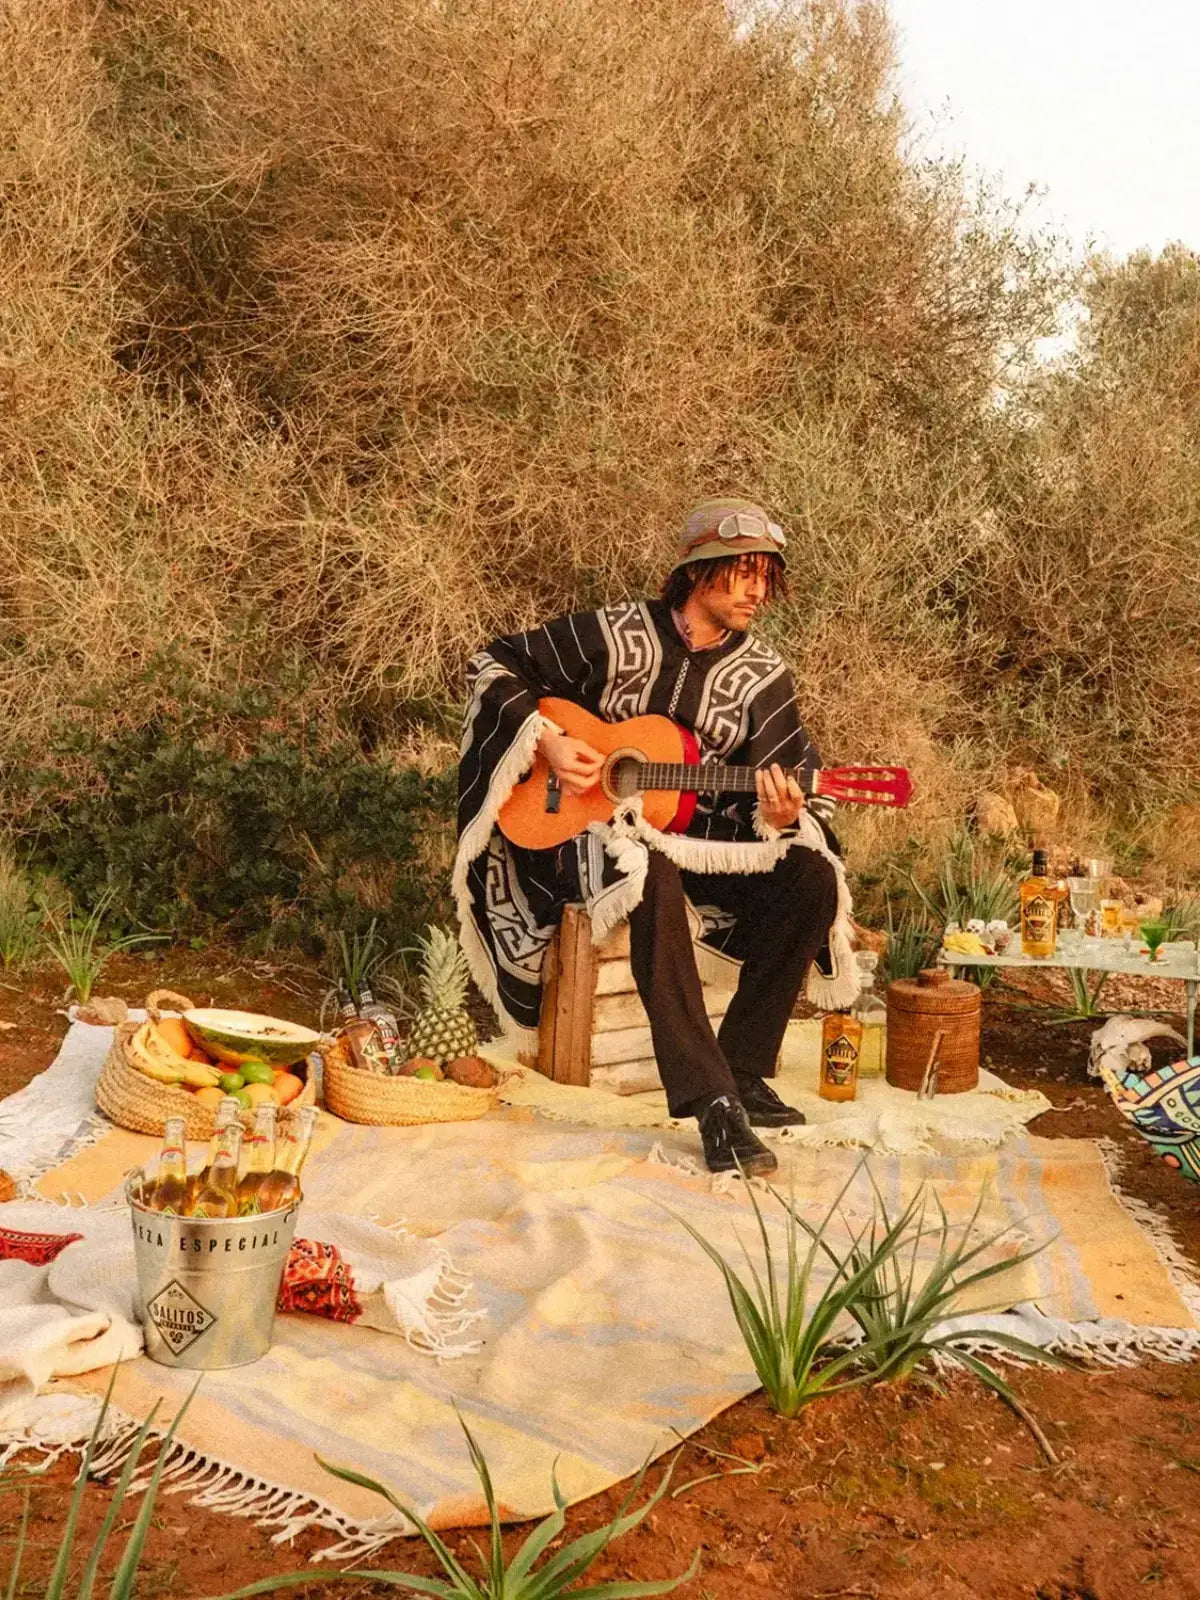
[520, 906, 731, 1093]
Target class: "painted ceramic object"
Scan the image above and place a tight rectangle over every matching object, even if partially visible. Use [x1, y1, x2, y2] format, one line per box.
[1101, 1056, 1200, 1183]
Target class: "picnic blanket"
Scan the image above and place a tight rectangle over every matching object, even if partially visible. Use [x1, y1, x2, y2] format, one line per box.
[2, 1020, 1199, 1558]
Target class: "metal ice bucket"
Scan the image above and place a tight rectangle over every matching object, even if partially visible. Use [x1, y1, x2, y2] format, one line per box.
[127, 1172, 299, 1369]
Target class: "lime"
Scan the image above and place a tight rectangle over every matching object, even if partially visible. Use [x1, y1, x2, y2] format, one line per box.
[240, 1061, 275, 1086]
[232, 1087, 254, 1109]
[218, 1072, 246, 1093]
[413, 1065, 441, 1081]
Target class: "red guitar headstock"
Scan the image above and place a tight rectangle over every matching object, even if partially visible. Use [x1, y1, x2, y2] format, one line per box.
[813, 765, 913, 809]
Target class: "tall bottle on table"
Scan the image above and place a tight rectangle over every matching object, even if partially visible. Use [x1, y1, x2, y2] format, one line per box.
[1019, 848, 1065, 959]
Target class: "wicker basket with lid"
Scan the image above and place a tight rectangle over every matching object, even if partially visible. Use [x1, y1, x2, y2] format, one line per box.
[885, 967, 980, 1094]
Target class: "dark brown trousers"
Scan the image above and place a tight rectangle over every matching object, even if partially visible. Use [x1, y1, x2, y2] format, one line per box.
[628, 847, 839, 1117]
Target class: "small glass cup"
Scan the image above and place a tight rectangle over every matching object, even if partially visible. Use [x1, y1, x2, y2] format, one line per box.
[1140, 921, 1170, 963]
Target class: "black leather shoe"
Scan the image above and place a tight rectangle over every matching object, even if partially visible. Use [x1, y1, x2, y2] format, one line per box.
[734, 1076, 807, 1129]
[698, 1095, 779, 1177]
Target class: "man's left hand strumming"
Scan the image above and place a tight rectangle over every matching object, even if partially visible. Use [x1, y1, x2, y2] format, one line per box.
[756, 763, 806, 831]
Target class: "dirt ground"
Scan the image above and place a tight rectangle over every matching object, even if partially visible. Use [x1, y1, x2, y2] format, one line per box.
[3, 953, 1200, 1600]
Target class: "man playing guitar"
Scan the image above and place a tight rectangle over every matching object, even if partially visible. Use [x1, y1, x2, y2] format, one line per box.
[454, 498, 860, 1177]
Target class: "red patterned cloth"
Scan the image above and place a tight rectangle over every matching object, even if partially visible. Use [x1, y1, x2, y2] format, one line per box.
[276, 1236, 362, 1322]
[0, 1225, 84, 1266]
[2, 1224, 363, 1323]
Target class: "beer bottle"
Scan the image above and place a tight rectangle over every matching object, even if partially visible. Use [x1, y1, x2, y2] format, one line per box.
[254, 1106, 317, 1213]
[236, 1102, 278, 1215]
[338, 1016, 390, 1075]
[819, 1012, 863, 1102]
[189, 1122, 244, 1218]
[186, 1095, 242, 1209]
[148, 1115, 189, 1214]
[358, 984, 403, 1069]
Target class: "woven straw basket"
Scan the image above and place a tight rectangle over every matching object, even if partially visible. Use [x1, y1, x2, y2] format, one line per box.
[95, 990, 318, 1140]
[320, 1039, 500, 1126]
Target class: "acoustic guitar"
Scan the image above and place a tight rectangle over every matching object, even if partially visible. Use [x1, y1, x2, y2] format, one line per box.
[498, 697, 912, 850]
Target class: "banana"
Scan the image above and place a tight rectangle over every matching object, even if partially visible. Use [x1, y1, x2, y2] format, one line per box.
[127, 1024, 187, 1085]
[139, 1021, 223, 1090]
[179, 1059, 223, 1090]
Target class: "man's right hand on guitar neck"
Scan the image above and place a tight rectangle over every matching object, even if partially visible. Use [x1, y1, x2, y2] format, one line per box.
[538, 726, 604, 797]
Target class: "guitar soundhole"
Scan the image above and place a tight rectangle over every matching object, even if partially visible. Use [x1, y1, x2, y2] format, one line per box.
[601, 750, 646, 803]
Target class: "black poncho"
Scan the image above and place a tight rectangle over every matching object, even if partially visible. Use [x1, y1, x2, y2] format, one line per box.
[454, 599, 858, 1049]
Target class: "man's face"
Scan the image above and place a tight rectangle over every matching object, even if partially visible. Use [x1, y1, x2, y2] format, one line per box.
[693, 554, 773, 632]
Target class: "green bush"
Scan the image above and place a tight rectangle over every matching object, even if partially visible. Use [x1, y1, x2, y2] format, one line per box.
[8, 662, 455, 954]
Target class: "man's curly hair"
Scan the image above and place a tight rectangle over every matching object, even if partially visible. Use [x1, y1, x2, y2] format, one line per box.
[660, 550, 787, 612]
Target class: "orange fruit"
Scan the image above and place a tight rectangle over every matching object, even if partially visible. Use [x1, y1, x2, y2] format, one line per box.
[193, 1086, 225, 1110]
[272, 1072, 304, 1106]
[188, 1044, 217, 1064]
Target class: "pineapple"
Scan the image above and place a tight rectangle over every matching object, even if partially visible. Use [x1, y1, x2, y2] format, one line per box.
[407, 926, 478, 1066]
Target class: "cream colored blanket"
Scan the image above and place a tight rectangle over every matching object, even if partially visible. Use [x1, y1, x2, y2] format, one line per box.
[2, 1023, 1198, 1558]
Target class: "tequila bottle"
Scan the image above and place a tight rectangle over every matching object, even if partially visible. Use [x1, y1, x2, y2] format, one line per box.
[1019, 849, 1063, 959]
[189, 1122, 244, 1218]
[236, 1102, 278, 1215]
[254, 1106, 317, 1213]
[148, 1116, 189, 1213]
[819, 1012, 863, 1102]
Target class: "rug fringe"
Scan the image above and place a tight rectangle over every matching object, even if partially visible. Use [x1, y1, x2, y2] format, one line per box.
[12, 1113, 111, 1199]
[11, 1399, 417, 1560]
[1097, 1136, 1200, 1326]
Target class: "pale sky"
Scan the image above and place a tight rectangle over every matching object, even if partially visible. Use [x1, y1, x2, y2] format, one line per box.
[887, 0, 1200, 259]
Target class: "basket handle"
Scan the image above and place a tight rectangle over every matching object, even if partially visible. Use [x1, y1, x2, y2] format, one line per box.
[146, 989, 198, 1020]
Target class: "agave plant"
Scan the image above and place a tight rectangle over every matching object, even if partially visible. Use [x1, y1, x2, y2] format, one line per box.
[208, 1410, 698, 1600]
[805, 1178, 1065, 1384]
[786, 1172, 1073, 1459]
[333, 917, 388, 1010]
[908, 833, 1019, 928]
[881, 896, 939, 983]
[1, 1373, 196, 1600]
[40, 886, 164, 1003]
[671, 1171, 901, 1419]
[0, 846, 39, 969]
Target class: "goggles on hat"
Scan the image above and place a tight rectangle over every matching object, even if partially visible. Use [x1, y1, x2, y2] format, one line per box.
[716, 511, 787, 549]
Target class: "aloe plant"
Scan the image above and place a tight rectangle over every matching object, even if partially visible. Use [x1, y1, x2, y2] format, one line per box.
[208, 1410, 698, 1599]
[1, 1373, 196, 1600]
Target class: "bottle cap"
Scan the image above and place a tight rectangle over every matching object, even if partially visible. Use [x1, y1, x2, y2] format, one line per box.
[1031, 849, 1048, 874]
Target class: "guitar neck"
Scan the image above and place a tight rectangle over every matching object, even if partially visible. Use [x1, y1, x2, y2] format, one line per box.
[637, 763, 812, 796]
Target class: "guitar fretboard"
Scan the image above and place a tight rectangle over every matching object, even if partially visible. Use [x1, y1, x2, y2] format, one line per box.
[635, 764, 808, 795]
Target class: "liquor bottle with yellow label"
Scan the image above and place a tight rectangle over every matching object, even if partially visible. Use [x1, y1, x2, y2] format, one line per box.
[819, 1012, 863, 1101]
[1019, 849, 1064, 959]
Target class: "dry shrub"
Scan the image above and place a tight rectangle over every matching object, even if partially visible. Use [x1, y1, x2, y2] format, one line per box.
[976, 246, 1200, 828]
[7, 0, 1191, 898]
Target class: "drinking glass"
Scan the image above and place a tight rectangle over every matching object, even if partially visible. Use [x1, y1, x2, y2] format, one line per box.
[1066, 876, 1098, 934]
[1140, 921, 1169, 963]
